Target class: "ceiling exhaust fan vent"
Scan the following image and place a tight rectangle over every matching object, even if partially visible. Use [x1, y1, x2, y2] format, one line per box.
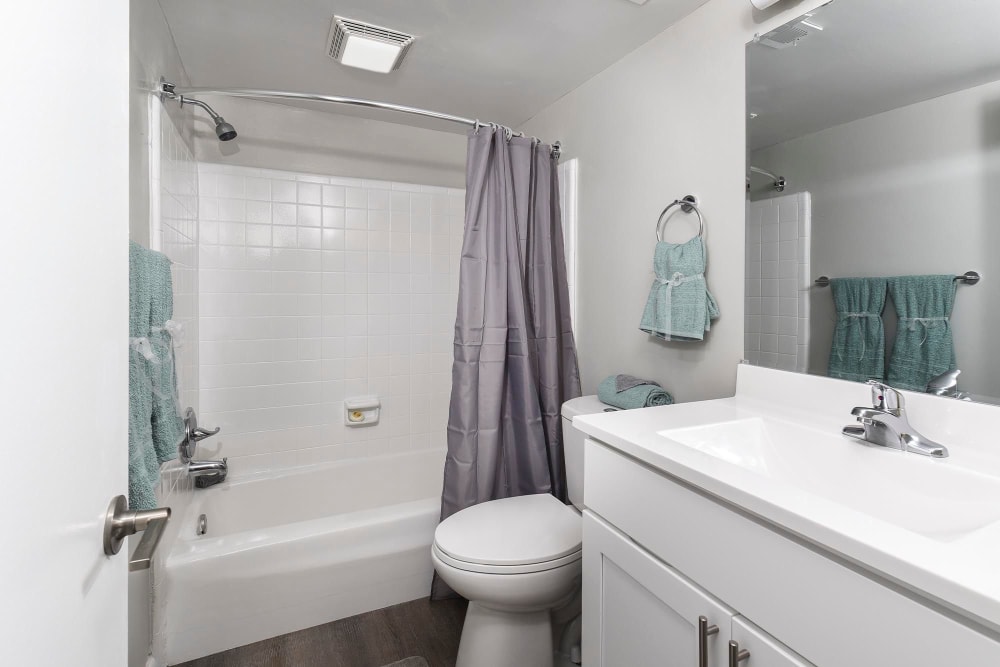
[327, 16, 416, 73]
[756, 22, 810, 49]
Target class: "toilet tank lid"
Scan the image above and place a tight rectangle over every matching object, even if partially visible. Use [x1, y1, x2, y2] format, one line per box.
[561, 395, 614, 419]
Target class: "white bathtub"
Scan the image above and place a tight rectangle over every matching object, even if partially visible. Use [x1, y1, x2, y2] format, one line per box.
[158, 449, 444, 665]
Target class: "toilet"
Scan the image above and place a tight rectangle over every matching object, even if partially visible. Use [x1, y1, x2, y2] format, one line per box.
[431, 395, 611, 667]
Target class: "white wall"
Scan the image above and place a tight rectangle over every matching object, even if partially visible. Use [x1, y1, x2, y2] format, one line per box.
[751, 78, 1000, 400]
[521, 0, 829, 401]
[194, 96, 467, 189]
[196, 164, 464, 473]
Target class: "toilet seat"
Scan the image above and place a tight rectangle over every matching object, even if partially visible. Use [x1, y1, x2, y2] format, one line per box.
[432, 541, 582, 575]
[433, 493, 582, 574]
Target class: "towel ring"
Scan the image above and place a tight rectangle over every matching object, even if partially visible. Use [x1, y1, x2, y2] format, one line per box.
[656, 195, 704, 242]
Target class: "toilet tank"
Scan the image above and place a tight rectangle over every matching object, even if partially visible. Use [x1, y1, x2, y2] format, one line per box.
[561, 395, 615, 510]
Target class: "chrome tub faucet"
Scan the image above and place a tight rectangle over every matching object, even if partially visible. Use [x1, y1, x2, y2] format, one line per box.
[188, 458, 228, 488]
[842, 380, 949, 458]
[181, 407, 228, 487]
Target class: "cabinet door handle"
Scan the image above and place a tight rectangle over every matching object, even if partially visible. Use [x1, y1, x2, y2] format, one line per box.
[698, 616, 719, 667]
[729, 640, 750, 667]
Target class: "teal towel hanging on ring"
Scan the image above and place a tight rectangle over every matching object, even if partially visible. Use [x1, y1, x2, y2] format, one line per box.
[639, 237, 719, 341]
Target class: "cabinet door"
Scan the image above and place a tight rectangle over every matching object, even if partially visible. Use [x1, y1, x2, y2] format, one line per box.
[583, 511, 734, 667]
[731, 616, 816, 667]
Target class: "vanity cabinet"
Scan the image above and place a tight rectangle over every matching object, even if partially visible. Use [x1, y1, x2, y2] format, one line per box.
[584, 510, 813, 667]
[583, 438, 1000, 667]
[583, 510, 734, 666]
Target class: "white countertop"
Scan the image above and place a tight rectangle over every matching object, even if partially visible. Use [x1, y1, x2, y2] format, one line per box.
[574, 364, 1000, 632]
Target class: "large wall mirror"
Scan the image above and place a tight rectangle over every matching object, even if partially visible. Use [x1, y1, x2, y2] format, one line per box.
[745, 0, 1000, 404]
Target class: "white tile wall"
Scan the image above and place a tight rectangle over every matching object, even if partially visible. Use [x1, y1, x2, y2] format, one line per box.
[745, 192, 811, 372]
[558, 159, 579, 329]
[152, 104, 199, 503]
[197, 163, 465, 472]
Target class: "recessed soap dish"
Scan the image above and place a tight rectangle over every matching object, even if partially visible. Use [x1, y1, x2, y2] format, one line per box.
[345, 396, 380, 426]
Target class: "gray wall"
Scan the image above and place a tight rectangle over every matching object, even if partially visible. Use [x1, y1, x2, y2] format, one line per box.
[522, 0, 831, 402]
[751, 77, 1000, 401]
[193, 96, 467, 188]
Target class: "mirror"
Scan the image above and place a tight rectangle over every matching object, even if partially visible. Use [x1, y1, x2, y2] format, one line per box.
[745, 0, 1000, 404]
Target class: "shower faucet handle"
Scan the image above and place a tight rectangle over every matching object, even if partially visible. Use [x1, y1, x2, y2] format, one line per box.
[191, 425, 221, 441]
[181, 407, 221, 463]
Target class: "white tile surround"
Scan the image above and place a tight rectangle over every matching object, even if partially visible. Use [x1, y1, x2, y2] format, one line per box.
[196, 163, 465, 473]
[151, 103, 199, 503]
[745, 192, 811, 373]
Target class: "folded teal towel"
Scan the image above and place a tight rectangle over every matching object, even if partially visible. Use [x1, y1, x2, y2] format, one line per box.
[639, 237, 719, 342]
[598, 375, 674, 409]
[129, 242, 181, 510]
[887, 275, 957, 391]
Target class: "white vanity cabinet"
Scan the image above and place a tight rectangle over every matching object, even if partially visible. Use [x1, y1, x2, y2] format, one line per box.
[584, 510, 813, 667]
[582, 438, 1000, 667]
[582, 511, 734, 666]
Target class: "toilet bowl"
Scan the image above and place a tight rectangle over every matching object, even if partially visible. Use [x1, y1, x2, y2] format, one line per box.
[432, 396, 612, 667]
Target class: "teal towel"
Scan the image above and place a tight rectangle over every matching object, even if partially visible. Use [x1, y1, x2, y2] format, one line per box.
[598, 375, 674, 409]
[147, 250, 184, 463]
[129, 242, 159, 510]
[827, 277, 887, 383]
[639, 237, 719, 342]
[129, 242, 181, 510]
[887, 275, 957, 391]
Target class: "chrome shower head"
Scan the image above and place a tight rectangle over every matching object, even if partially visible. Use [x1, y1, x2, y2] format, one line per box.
[162, 84, 239, 143]
[214, 117, 237, 142]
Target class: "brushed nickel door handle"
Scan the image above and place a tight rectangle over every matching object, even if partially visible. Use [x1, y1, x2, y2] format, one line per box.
[102, 495, 171, 571]
[698, 615, 719, 667]
[729, 640, 750, 667]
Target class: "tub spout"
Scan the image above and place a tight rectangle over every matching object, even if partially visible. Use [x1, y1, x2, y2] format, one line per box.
[189, 458, 228, 488]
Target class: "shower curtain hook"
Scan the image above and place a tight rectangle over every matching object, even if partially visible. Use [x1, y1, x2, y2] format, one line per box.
[473, 119, 481, 134]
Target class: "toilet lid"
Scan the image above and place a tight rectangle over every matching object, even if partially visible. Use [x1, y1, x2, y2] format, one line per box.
[434, 493, 582, 567]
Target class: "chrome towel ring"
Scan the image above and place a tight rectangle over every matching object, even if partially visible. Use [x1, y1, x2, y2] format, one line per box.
[656, 195, 704, 242]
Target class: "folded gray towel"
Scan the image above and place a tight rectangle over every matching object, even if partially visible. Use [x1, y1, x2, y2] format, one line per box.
[614, 374, 661, 392]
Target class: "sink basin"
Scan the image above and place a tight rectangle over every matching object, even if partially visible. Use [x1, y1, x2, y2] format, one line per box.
[658, 417, 1000, 542]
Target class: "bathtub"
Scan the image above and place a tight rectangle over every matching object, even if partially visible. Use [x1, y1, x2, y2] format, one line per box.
[158, 449, 445, 665]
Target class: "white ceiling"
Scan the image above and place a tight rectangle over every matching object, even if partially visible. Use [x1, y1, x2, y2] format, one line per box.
[158, 0, 708, 133]
[747, 0, 1000, 150]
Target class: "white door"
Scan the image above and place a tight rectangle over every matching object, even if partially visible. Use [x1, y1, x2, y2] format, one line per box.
[0, 3, 131, 666]
[583, 512, 734, 667]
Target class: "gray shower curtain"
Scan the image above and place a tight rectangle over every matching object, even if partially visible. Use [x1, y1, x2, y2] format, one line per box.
[437, 126, 581, 549]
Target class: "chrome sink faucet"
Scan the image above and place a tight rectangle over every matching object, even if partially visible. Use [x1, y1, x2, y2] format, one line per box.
[842, 380, 949, 458]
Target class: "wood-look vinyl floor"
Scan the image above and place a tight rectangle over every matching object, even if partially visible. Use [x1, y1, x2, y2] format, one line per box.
[173, 597, 467, 667]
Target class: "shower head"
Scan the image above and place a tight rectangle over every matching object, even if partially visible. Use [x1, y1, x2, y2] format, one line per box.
[214, 117, 238, 142]
[161, 84, 239, 142]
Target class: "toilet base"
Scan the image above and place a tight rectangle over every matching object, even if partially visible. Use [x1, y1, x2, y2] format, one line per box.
[456, 601, 554, 667]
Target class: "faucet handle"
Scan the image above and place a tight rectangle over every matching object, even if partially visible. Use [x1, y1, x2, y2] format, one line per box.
[867, 380, 904, 414]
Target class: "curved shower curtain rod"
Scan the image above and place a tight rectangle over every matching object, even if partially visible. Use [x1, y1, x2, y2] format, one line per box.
[749, 166, 786, 192]
[163, 83, 561, 158]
